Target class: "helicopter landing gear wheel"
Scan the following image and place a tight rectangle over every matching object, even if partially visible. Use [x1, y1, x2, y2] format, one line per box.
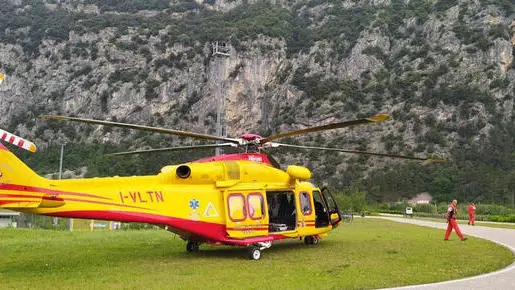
[246, 241, 271, 260]
[248, 246, 261, 260]
[186, 241, 200, 253]
[304, 235, 319, 245]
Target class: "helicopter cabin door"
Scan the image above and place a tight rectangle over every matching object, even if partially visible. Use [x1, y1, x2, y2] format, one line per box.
[321, 187, 342, 227]
[224, 190, 268, 239]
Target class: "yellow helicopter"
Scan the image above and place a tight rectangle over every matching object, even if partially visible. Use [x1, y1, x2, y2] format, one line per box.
[0, 114, 438, 260]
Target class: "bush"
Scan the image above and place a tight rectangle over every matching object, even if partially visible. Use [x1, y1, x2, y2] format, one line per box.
[433, 0, 458, 12]
[473, 204, 515, 216]
[489, 78, 510, 90]
[362, 46, 386, 61]
[334, 191, 368, 213]
[489, 215, 515, 223]
[414, 203, 435, 213]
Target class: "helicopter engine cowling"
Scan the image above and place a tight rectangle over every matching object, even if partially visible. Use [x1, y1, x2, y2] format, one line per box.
[160, 162, 237, 185]
[159, 160, 292, 186]
[176, 165, 191, 179]
[286, 165, 311, 181]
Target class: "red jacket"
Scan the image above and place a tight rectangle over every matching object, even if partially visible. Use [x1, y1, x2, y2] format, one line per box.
[468, 205, 476, 215]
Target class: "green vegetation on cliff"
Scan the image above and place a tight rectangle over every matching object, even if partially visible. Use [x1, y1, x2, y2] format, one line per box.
[1, 0, 514, 205]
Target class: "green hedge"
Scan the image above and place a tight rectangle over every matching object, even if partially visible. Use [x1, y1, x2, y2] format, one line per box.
[489, 215, 515, 223]
[375, 202, 515, 223]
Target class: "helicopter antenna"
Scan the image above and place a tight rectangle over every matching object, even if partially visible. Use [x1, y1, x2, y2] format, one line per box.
[213, 41, 230, 156]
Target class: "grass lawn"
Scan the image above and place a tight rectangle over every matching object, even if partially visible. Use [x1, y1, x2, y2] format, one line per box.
[1, 219, 513, 289]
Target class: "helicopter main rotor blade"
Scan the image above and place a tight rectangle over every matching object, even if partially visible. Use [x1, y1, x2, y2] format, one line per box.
[259, 113, 389, 144]
[271, 142, 446, 162]
[40, 115, 241, 144]
[106, 143, 236, 156]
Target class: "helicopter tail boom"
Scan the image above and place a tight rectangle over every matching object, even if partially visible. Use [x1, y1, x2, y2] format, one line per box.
[0, 142, 45, 209]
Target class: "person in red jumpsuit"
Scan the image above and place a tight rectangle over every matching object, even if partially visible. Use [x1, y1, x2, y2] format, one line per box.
[444, 199, 467, 241]
[468, 202, 476, 225]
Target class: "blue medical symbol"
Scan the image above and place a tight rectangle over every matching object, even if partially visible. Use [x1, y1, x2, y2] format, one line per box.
[189, 199, 199, 210]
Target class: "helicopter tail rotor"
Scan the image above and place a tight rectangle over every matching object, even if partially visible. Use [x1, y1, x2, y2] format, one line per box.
[0, 128, 37, 153]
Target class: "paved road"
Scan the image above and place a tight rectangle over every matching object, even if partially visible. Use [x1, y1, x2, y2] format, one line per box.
[376, 216, 515, 290]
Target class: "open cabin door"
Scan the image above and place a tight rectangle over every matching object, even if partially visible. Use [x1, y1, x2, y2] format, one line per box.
[321, 187, 342, 226]
[224, 190, 268, 239]
[267, 190, 297, 232]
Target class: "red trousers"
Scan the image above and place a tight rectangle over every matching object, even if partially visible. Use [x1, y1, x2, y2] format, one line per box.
[468, 215, 475, 225]
[445, 219, 464, 240]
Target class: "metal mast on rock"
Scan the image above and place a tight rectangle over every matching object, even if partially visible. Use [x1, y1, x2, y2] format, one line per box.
[212, 41, 230, 156]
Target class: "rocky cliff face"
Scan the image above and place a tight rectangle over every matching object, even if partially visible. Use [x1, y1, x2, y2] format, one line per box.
[0, 0, 514, 190]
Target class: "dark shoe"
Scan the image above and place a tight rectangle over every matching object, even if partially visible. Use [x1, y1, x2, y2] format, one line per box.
[461, 238, 468, 241]
[444, 239, 449, 241]
[467, 222, 470, 225]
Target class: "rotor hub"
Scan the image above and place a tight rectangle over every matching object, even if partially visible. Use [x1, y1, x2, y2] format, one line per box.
[240, 133, 263, 142]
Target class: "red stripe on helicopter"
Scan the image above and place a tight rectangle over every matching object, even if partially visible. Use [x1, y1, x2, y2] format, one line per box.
[226, 226, 269, 231]
[49, 210, 287, 246]
[51, 210, 228, 241]
[63, 197, 154, 211]
[0, 184, 113, 200]
[0, 193, 41, 199]
[194, 153, 273, 165]
[0, 200, 32, 205]
[0, 193, 153, 211]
